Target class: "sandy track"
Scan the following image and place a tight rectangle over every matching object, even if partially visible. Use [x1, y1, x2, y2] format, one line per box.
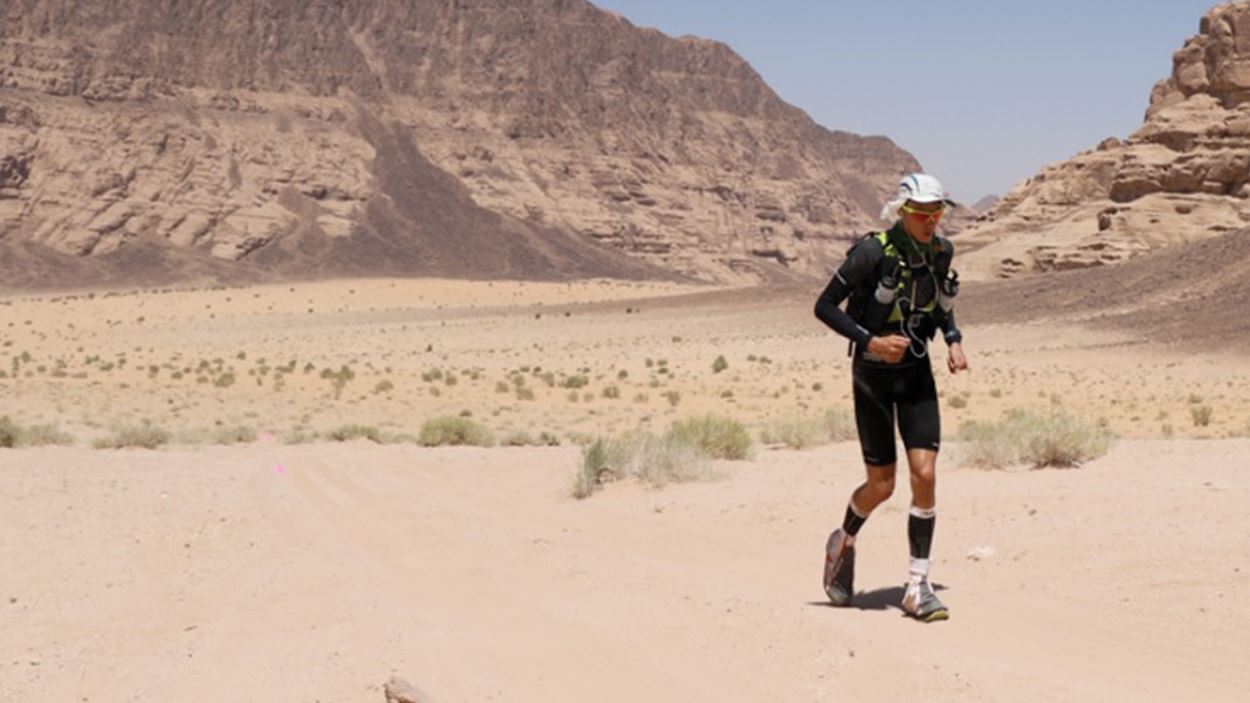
[3, 439, 1248, 701]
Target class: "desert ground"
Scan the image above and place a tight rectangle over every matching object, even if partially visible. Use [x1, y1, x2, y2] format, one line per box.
[3, 276, 1250, 701]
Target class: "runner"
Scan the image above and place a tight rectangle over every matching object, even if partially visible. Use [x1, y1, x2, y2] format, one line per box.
[813, 173, 969, 621]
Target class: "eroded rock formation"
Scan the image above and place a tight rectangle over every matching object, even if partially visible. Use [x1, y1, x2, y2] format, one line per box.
[958, 1, 1250, 280]
[0, 0, 921, 288]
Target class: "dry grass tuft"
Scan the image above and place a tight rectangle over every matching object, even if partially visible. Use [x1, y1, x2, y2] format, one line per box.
[668, 414, 753, 460]
[418, 416, 496, 447]
[574, 431, 711, 499]
[93, 423, 171, 450]
[957, 408, 1113, 469]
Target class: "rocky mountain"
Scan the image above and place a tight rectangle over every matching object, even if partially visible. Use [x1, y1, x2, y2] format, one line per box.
[0, 0, 921, 290]
[971, 195, 999, 214]
[957, 1, 1250, 280]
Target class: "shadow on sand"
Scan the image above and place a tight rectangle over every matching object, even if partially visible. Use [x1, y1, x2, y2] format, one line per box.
[806, 583, 948, 613]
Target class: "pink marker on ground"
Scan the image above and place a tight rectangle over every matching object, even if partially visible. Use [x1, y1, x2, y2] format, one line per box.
[274, 464, 287, 474]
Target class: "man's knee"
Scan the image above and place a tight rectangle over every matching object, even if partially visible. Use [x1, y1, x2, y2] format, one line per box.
[866, 472, 896, 501]
[910, 464, 935, 485]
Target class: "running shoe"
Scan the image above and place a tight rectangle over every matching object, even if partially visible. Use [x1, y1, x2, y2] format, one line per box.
[901, 579, 949, 622]
[823, 528, 855, 606]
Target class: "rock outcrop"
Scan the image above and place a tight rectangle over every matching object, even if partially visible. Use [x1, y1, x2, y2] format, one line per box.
[0, 0, 921, 289]
[958, 1, 1250, 280]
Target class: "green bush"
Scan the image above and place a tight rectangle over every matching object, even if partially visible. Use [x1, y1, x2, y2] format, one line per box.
[668, 414, 752, 460]
[418, 416, 496, 447]
[957, 408, 1113, 469]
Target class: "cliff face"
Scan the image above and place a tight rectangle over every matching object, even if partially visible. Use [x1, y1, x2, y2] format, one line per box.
[958, 1, 1250, 280]
[0, 0, 920, 288]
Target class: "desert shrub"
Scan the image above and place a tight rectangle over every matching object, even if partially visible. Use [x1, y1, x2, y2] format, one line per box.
[668, 414, 752, 460]
[561, 374, 589, 389]
[712, 355, 728, 374]
[503, 431, 537, 446]
[574, 431, 710, 499]
[94, 423, 170, 450]
[326, 424, 382, 443]
[759, 415, 827, 449]
[0, 416, 20, 448]
[495, 381, 510, 393]
[948, 393, 969, 409]
[1190, 405, 1213, 427]
[213, 425, 258, 445]
[822, 408, 857, 442]
[662, 390, 681, 407]
[418, 416, 495, 447]
[21, 423, 74, 447]
[516, 387, 536, 401]
[284, 430, 318, 445]
[502, 431, 560, 447]
[957, 408, 1113, 469]
[758, 409, 854, 449]
[0, 417, 74, 448]
[213, 372, 236, 388]
[373, 380, 395, 394]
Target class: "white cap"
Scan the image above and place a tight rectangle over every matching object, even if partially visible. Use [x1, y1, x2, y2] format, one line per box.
[880, 173, 956, 220]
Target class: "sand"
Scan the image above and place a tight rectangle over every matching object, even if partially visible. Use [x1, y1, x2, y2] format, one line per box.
[3, 277, 1250, 701]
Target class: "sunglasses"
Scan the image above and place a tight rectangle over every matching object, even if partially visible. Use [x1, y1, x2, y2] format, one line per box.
[899, 203, 946, 223]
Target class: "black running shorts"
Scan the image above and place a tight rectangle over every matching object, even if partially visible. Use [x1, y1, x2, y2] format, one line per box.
[852, 361, 940, 466]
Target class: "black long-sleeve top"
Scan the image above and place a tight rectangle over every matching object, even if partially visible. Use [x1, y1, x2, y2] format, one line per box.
[814, 228, 961, 365]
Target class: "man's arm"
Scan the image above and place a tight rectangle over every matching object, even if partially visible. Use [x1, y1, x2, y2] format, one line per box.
[814, 238, 882, 349]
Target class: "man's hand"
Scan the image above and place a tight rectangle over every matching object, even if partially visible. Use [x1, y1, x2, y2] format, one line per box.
[867, 335, 909, 364]
[947, 341, 969, 374]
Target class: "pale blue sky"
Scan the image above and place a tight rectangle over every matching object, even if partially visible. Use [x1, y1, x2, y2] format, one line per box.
[594, 0, 1224, 202]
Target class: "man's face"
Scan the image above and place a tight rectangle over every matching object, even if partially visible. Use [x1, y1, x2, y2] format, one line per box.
[900, 200, 945, 242]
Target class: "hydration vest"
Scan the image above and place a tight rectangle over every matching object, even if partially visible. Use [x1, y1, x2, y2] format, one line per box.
[845, 229, 956, 358]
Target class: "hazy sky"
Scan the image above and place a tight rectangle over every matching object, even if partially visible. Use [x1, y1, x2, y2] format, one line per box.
[594, 0, 1224, 202]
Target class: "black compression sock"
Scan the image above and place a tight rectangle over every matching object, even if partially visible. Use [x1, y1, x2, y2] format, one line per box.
[908, 506, 936, 559]
[843, 502, 867, 536]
